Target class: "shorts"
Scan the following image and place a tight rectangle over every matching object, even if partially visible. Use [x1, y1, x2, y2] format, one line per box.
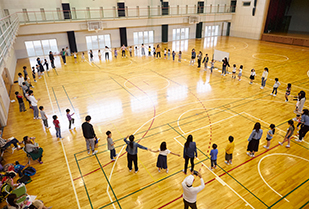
[225, 153, 233, 161]
[285, 92, 290, 96]
[232, 71, 236, 74]
[249, 75, 255, 80]
[266, 137, 272, 141]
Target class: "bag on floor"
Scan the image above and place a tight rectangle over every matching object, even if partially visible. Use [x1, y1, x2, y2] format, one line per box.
[22, 167, 36, 176]
[17, 175, 32, 184]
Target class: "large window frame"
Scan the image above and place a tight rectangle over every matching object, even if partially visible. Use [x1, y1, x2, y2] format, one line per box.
[204, 25, 220, 37]
[24, 39, 58, 57]
[133, 31, 154, 45]
[85, 34, 111, 50]
[172, 28, 189, 40]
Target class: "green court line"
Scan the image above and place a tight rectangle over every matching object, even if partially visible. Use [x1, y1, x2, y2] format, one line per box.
[98, 159, 208, 208]
[109, 76, 138, 99]
[62, 85, 76, 112]
[268, 178, 309, 208]
[299, 200, 309, 209]
[52, 87, 62, 115]
[74, 154, 94, 209]
[46, 70, 49, 77]
[94, 155, 122, 209]
[53, 67, 58, 75]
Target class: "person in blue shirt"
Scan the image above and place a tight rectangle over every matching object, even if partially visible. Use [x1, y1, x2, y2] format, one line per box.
[183, 135, 197, 174]
[124, 135, 150, 173]
[296, 109, 309, 142]
[210, 144, 218, 170]
[247, 122, 263, 157]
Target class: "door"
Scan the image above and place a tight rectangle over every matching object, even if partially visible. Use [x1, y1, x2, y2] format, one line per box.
[118, 2, 125, 17]
[162, 2, 169, 15]
[226, 22, 231, 36]
[197, 1, 204, 14]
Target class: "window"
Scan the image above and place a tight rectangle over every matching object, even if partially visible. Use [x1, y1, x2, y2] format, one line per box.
[25, 39, 58, 57]
[197, 1, 204, 14]
[40, 8, 46, 20]
[243, 2, 251, 6]
[231, 0, 237, 12]
[204, 25, 220, 37]
[172, 28, 189, 40]
[4, 9, 9, 16]
[133, 31, 154, 45]
[86, 35, 111, 50]
[22, 8, 29, 22]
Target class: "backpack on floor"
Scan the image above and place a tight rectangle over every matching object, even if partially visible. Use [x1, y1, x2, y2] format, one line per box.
[22, 167, 36, 176]
[17, 175, 32, 185]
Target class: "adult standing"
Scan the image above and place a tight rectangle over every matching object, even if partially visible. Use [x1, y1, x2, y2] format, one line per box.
[61, 48, 66, 65]
[156, 45, 161, 58]
[260, 67, 269, 89]
[221, 57, 230, 76]
[247, 122, 263, 157]
[295, 91, 306, 115]
[202, 54, 209, 70]
[182, 172, 205, 209]
[190, 49, 196, 66]
[183, 135, 197, 174]
[197, 51, 202, 68]
[81, 115, 98, 155]
[121, 45, 127, 58]
[123, 135, 150, 173]
[141, 43, 145, 56]
[296, 109, 309, 142]
[105, 46, 110, 60]
[28, 90, 40, 119]
[49, 51, 55, 68]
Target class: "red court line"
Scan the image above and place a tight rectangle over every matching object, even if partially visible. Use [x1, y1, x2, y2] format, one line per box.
[158, 144, 280, 208]
[224, 156, 304, 209]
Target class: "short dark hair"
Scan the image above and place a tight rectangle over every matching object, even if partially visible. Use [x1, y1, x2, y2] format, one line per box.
[18, 73, 22, 76]
[85, 115, 91, 121]
[52, 115, 57, 120]
[228, 136, 234, 142]
[22, 82, 26, 85]
[29, 90, 33, 94]
[212, 143, 217, 149]
[23, 66, 27, 69]
[66, 109, 70, 113]
[106, 131, 111, 136]
[275, 78, 279, 81]
[39, 106, 44, 110]
[15, 91, 19, 95]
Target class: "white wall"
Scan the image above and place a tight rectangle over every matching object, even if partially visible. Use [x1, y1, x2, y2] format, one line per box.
[230, 0, 270, 40]
[287, 0, 309, 33]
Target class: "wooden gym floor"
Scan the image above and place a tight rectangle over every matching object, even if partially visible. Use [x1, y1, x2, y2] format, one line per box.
[3, 36, 309, 209]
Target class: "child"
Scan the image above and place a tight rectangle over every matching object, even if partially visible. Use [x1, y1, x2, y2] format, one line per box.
[24, 77, 33, 89]
[31, 67, 37, 82]
[152, 142, 180, 173]
[285, 83, 291, 102]
[153, 47, 156, 57]
[225, 136, 234, 165]
[25, 89, 32, 109]
[98, 50, 102, 61]
[23, 66, 28, 78]
[89, 50, 93, 62]
[232, 64, 236, 79]
[66, 109, 75, 130]
[210, 143, 218, 170]
[296, 114, 301, 130]
[81, 52, 85, 62]
[43, 59, 49, 71]
[130, 46, 133, 57]
[18, 73, 24, 88]
[167, 49, 171, 59]
[197, 51, 202, 68]
[39, 106, 50, 128]
[190, 49, 196, 66]
[74, 52, 77, 63]
[15, 91, 26, 112]
[114, 48, 118, 58]
[164, 48, 167, 59]
[270, 78, 280, 96]
[264, 124, 275, 149]
[106, 131, 118, 161]
[279, 120, 294, 148]
[52, 115, 62, 139]
[178, 51, 182, 62]
[210, 59, 215, 73]
[238, 65, 243, 81]
[148, 46, 151, 56]
[249, 69, 255, 84]
[260, 67, 269, 89]
[172, 51, 176, 61]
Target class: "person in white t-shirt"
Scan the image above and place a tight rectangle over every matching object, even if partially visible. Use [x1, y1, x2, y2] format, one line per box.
[182, 172, 205, 209]
[28, 90, 40, 119]
[152, 142, 180, 173]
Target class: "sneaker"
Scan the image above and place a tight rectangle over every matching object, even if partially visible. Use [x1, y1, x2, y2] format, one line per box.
[263, 145, 269, 149]
[12, 147, 17, 154]
[34, 117, 36, 119]
[38, 161, 43, 164]
[295, 139, 300, 142]
[166, 169, 169, 173]
[279, 142, 283, 145]
[230, 162, 232, 165]
[97, 138, 100, 142]
[270, 93, 273, 95]
[251, 154, 255, 157]
[87, 151, 90, 155]
[224, 161, 229, 165]
[158, 169, 161, 172]
[129, 170, 132, 172]
[115, 154, 118, 157]
[273, 94, 276, 97]
[209, 167, 213, 170]
[260, 87, 264, 89]
[247, 152, 251, 156]
[182, 169, 186, 174]
[238, 79, 241, 81]
[285, 100, 288, 102]
[286, 145, 290, 148]
[135, 169, 139, 173]
[111, 159, 116, 161]
[92, 150, 98, 155]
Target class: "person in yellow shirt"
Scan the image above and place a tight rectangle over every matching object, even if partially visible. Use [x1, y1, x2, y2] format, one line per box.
[225, 136, 235, 165]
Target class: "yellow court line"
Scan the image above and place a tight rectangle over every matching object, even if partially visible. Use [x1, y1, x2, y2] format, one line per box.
[139, 157, 161, 189]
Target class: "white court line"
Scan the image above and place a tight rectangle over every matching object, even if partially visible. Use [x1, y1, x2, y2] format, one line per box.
[258, 153, 309, 202]
[177, 108, 237, 134]
[43, 74, 81, 209]
[172, 123, 254, 208]
[123, 75, 171, 91]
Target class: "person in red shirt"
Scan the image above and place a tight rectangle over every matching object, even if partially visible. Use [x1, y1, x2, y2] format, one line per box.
[15, 91, 26, 112]
[53, 115, 62, 139]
